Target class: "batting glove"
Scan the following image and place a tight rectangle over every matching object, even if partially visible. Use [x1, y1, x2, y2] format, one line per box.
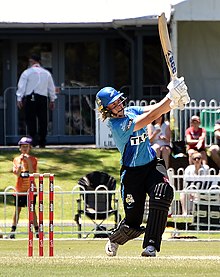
[166, 77, 188, 100]
[170, 93, 190, 110]
[166, 76, 190, 109]
[170, 99, 184, 110]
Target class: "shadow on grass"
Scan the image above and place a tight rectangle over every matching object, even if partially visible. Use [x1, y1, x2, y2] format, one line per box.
[0, 193, 14, 207]
[1, 148, 121, 185]
[33, 149, 112, 164]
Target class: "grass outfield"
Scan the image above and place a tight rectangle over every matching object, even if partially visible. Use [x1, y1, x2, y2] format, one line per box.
[0, 148, 121, 190]
[0, 239, 219, 276]
[0, 148, 122, 235]
[1, 148, 220, 276]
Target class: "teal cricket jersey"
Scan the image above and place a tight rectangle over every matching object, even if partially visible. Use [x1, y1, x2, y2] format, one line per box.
[108, 106, 156, 167]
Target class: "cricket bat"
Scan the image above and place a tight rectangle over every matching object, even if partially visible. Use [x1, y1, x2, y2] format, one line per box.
[158, 13, 177, 80]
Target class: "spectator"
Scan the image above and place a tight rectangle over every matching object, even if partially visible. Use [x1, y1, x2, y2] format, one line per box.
[10, 136, 39, 239]
[147, 114, 172, 169]
[209, 119, 220, 169]
[16, 54, 57, 148]
[180, 152, 209, 216]
[185, 115, 208, 165]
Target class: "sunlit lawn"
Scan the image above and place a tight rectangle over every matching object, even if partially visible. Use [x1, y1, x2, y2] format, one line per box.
[0, 239, 219, 277]
[0, 148, 121, 227]
[0, 148, 220, 277]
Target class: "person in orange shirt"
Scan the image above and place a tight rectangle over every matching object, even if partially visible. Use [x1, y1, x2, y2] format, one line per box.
[10, 136, 39, 239]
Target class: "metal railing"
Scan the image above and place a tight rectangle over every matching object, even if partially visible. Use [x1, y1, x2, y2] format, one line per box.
[3, 85, 220, 146]
[167, 168, 220, 235]
[128, 98, 220, 147]
[1, 173, 220, 238]
[3, 86, 98, 145]
[0, 185, 121, 238]
[170, 99, 220, 147]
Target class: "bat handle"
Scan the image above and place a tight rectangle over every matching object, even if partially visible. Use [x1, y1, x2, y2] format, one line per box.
[171, 75, 178, 81]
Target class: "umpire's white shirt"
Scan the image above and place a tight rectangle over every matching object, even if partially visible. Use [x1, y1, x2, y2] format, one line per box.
[16, 64, 57, 102]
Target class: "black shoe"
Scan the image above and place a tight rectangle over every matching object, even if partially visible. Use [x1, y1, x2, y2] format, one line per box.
[10, 233, 15, 239]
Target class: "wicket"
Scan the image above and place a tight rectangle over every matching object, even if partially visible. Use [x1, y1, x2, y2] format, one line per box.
[28, 173, 54, 257]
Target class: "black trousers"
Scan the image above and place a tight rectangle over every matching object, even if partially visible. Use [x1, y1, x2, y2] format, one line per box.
[24, 93, 48, 146]
[120, 158, 170, 227]
[120, 158, 173, 251]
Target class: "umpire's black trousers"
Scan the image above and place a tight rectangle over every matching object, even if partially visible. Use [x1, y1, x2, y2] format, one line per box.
[24, 93, 48, 147]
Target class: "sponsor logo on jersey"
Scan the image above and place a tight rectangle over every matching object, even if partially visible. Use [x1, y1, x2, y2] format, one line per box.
[130, 132, 147, 145]
[126, 119, 133, 130]
[125, 194, 135, 205]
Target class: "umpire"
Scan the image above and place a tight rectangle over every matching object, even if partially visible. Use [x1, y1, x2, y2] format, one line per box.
[16, 54, 57, 148]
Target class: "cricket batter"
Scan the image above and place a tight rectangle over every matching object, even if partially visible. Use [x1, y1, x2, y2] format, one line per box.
[96, 78, 189, 257]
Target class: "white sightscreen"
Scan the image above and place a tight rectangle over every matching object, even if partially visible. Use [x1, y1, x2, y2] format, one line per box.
[178, 21, 220, 102]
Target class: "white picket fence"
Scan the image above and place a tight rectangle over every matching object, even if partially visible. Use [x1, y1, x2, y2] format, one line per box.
[167, 168, 220, 234]
[1, 173, 220, 238]
[0, 185, 121, 239]
[128, 98, 220, 147]
[170, 99, 220, 146]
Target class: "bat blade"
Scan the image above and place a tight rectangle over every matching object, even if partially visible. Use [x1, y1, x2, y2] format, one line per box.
[158, 13, 177, 79]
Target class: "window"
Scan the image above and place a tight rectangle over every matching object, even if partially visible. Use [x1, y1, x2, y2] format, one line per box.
[65, 42, 99, 87]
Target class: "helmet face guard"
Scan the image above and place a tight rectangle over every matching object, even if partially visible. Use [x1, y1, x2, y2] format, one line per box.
[96, 87, 125, 120]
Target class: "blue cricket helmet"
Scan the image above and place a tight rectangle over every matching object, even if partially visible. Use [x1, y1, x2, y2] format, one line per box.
[96, 87, 124, 108]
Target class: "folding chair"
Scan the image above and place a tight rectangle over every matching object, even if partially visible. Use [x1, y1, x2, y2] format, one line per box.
[74, 171, 121, 238]
[192, 185, 220, 230]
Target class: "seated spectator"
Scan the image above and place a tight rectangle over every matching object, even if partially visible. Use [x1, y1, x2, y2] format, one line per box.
[185, 115, 208, 165]
[147, 114, 171, 169]
[209, 119, 220, 169]
[180, 152, 209, 216]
